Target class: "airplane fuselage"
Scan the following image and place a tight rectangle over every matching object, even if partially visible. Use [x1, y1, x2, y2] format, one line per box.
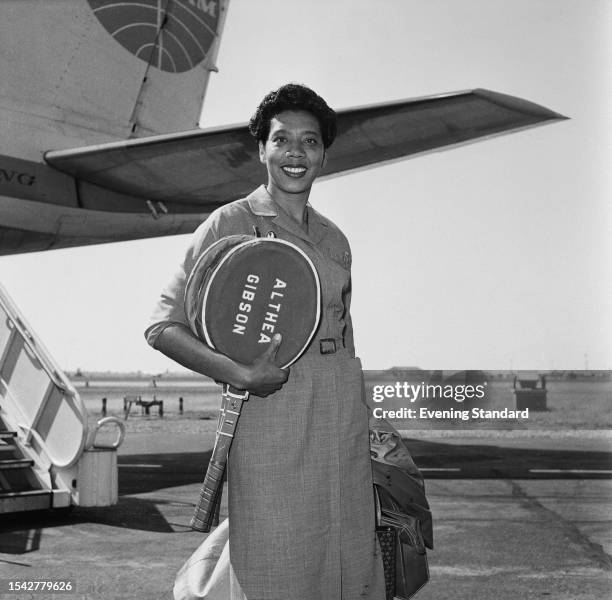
[0, 156, 208, 254]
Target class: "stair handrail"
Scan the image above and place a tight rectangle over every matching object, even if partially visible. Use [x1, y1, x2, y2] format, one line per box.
[85, 416, 126, 450]
[17, 422, 83, 470]
[0, 285, 74, 393]
[0, 283, 88, 468]
[0, 375, 87, 469]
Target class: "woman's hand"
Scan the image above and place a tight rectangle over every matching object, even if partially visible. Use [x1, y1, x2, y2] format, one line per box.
[153, 324, 288, 397]
[243, 333, 290, 397]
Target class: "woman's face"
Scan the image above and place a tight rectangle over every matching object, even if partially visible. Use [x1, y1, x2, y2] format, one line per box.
[259, 109, 326, 200]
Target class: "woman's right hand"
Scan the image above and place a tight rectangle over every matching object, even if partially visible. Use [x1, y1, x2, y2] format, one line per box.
[153, 324, 288, 398]
[243, 333, 289, 397]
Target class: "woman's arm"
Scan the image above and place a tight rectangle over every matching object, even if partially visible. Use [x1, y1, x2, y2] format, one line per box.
[154, 323, 289, 398]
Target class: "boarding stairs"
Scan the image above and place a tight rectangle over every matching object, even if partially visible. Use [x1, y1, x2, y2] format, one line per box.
[0, 417, 63, 513]
[0, 283, 124, 514]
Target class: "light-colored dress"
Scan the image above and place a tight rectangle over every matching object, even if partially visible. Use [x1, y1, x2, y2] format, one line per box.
[146, 186, 385, 600]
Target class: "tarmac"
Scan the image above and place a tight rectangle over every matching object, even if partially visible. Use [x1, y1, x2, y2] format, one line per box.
[0, 423, 610, 600]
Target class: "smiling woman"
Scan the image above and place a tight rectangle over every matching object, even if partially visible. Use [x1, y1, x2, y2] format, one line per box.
[145, 84, 385, 600]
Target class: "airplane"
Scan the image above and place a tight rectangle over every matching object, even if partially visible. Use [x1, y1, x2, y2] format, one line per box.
[0, 0, 567, 514]
[0, 0, 567, 255]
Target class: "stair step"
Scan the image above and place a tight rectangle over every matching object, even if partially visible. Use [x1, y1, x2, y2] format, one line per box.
[0, 490, 52, 513]
[0, 431, 17, 440]
[0, 458, 34, 470]
[0, 471, 42, 493]
[0, 489, 49, 498]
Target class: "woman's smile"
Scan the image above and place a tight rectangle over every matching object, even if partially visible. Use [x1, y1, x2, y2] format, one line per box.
[281, 165, 308, 177]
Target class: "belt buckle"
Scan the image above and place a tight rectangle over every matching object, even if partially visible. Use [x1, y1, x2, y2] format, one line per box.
[319, 338, 336, 355]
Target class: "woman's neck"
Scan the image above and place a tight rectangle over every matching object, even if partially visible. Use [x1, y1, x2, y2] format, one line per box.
[266, 184, 310, 225]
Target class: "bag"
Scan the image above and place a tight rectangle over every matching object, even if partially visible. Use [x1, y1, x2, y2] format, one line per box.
[173, 518, 231, 600]
[376, 495, 430, 600]
[173, 519, 247, 600]
[372, 417, 431, 599]
[370, 417, 433, 550]
[184, 234, 321, 368]
[375, 526, 397, 600]
[375, 485, 430, 600]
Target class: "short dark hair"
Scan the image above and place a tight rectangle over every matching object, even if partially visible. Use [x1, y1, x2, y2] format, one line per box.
[249, 83, 337, 149]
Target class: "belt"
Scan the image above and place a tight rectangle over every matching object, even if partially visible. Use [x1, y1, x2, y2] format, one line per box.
[319, 337, 345, 355]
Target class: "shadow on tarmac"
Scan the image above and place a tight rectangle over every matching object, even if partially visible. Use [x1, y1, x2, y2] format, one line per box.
[0, 496, 176, 552]
[0, 451, 215, 544]
[405, 438, 612, 479]
[0, 440, 610, 548]
[118, 450, 212, 495]
[0, 527, 42, 555]
[115, 441, 612, 498]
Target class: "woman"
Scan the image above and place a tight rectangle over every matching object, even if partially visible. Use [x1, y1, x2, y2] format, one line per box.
[146, 84, 385, 600]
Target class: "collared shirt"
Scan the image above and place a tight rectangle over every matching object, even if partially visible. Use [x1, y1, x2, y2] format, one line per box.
[145, 185, 354, 355]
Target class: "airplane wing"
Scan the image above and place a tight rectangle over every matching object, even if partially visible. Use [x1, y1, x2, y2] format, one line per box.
[45, 88, 567, 208]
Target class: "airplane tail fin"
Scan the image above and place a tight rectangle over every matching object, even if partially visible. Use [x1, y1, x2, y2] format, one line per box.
[0, 0, 230, 145]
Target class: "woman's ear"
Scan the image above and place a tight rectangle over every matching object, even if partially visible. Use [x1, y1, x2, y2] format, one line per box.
[258, 141, 266, 165]
[322, 150, 328, 168]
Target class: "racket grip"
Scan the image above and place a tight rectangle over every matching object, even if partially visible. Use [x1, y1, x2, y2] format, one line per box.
[212, 486, 222, 526]
[190, 460, 225, 532]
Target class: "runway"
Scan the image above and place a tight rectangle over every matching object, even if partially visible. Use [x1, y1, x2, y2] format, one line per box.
[0, 427, 610, 599]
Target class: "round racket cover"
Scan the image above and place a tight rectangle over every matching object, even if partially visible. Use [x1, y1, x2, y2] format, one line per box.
[185, 235, 321, 369]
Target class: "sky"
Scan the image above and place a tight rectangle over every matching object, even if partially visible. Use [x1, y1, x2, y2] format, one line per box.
[0, 0, 610, 373]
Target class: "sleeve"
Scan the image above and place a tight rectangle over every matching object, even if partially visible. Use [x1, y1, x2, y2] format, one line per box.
[340, 233, 356, 358]
[343, 278, 356, 358]
[144, 211, 222, 348]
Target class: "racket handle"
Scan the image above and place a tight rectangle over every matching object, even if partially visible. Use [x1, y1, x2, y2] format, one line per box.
[190, 386, 248, 532]
[212, 485, 222, 526]
[190, 460, 225, 532]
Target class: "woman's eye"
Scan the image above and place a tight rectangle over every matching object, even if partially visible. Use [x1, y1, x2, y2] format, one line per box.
[273, 136, 286, 143]
[305, 138, 318, 145]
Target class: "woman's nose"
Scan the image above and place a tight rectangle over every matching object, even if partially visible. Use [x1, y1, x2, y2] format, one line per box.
[285, 141, 305, 157]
